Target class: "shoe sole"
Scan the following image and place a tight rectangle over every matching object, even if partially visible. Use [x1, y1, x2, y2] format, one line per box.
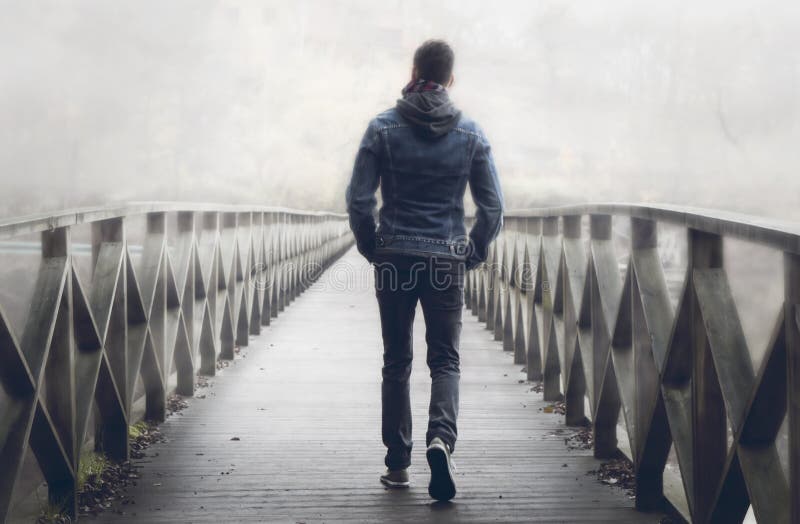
[426, 445, 456, 501]
[380, 477, 410, 489]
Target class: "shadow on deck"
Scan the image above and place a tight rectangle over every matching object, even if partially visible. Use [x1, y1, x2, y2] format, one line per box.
[89, 248, 661, 523]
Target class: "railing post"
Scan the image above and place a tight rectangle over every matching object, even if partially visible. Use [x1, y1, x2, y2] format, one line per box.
[688, 228, 725, 522]
[526, 216, 543, 382]
[175, 211, 195, 396]
[285, 212, 292, 306]
[589, 214, 619, 458]
[311, 215, 321, 283]
[465, 217, 474, 313]
[512, 219, 527, 365]
[563, 215, 586, 426]
[786, 252, 800, 524]
[217, 213, 236, 361]
[234, 212, 250, 348]
[261, 212, 274, 323]
[477, 262, 487, 323]
[486, 241, 498, 332]
[631, 217, 669, 511]
[494, 238, 506, 342]
[278, 212, 287, 313]
[269, 213, 281, 319]
[297, 215, 307, 293]
[485, 242, 496, 330]
[285, 214, 294, 305]
[91, 218, 123, 271]
[42, 226, 70, 259]
[563, 215, 581, 236]
[503, 228, 516, 352]
[299, 215, 306, 292]
[306, 215, 315, 289]
[561, 215, 586, 426]
[542, 216, 562, 401]
[250, 212, 264, 335]
[143, 212, 167, 422]
[40, 227, 78, 519]
[89, 217, 130, 462]
[290, 214, 299, 303]
[198, 212, 219, 376]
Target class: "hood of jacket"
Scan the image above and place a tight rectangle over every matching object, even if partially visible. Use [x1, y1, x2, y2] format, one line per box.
[395, 89, 462, 139]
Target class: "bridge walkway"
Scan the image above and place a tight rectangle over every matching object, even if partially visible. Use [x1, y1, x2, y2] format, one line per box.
[91, 248, 660, 523]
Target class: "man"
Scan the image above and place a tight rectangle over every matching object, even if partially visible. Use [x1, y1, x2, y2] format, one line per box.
[345, 39, 503, 502]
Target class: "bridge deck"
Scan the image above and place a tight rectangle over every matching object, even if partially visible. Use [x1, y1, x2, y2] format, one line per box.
[91, 248, 660, 523]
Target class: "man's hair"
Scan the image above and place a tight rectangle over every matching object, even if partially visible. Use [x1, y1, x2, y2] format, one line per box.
[413, 39, 455, 85]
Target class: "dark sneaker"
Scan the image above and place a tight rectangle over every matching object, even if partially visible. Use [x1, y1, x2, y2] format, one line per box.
[380, 468, 410, 488]
[426, 437, 456, 501]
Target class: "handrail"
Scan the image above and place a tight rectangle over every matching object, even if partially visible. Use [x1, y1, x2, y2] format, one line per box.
[0, 201, 348, 241]
[504, 202, 800, 254]
[466, 203, 800, 523]
[0, 203, 353, 521]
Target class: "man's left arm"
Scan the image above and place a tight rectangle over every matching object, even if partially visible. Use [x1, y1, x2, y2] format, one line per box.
[345, 120, 381, 262]
[465, 130, 504, 270]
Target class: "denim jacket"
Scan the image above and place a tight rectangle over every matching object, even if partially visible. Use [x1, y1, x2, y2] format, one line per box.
[345, 106, 504, 269]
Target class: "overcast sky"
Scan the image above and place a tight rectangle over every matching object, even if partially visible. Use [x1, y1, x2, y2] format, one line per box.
[1, 0, 798, 219]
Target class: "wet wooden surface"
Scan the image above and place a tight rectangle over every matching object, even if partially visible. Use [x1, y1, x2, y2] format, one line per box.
[91, 248, 662, 523]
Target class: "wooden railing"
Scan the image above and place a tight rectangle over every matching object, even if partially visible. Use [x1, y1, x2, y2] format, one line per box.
[0, 203, 352, 521]
[466, 203, 800, 524]
[4, 200, 799, 523]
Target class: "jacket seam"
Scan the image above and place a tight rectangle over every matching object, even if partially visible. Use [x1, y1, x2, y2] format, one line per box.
[379, 128, 397, 232]
[377, 123, 478, 138]
[453, 127, 482, 139]
[382, 234, 465, 246]
[374, 245, 466, 260]
[376, 123, 407, 133]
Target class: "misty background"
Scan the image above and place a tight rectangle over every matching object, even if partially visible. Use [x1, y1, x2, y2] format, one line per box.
[1, 4, 797, 520]
[1, 0, 798, 220]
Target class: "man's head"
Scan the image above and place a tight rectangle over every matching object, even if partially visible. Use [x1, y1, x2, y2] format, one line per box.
[412, 39, 455, 87]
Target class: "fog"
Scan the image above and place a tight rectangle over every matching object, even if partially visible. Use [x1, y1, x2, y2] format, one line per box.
[1, 0, 798, 220]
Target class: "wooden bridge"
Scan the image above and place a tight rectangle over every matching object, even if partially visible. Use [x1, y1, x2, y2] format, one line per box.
[0, 202, 799, 523]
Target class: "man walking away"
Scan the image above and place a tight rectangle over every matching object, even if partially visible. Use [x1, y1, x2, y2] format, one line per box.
[345, 39, 504, 502]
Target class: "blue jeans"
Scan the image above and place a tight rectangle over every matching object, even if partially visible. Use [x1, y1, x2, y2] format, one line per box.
[374, 255, 464, 470]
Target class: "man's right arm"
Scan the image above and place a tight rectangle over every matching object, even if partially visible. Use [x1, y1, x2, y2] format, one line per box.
[466, 132, 504, 270]
[345, 120, 381, 262]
